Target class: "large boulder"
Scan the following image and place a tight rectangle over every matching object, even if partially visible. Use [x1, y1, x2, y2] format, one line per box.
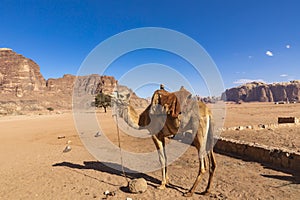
[128, 178, 147, 193]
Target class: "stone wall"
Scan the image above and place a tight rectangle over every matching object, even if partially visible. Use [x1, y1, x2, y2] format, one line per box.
[214, 137, 300, 173]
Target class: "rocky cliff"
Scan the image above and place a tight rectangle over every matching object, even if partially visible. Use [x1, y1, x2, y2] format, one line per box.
[0, 48, 46, 97]
[0, 48, 147, 114]
[222, 81, 300, 102]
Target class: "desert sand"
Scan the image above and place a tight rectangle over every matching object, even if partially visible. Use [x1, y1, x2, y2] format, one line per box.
[0, 102, 300, 199]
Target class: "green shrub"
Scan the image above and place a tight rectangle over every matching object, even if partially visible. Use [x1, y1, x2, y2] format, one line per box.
[47, 107, 54, 112]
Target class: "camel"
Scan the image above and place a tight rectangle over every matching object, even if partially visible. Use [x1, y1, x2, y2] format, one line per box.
[114, 86, 216, 197]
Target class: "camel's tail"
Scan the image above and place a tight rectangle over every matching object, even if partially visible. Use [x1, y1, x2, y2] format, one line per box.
[206, 115, 214, 152]
[199, 115, 213, 157]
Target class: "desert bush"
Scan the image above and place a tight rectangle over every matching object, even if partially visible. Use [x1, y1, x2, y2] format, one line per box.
[47, 107, 54, 112]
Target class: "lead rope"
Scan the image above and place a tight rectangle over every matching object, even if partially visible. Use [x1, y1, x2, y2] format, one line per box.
[114, 107, 130, 186]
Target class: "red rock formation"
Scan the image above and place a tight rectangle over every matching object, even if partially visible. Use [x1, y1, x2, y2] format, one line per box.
[0, 48, 147, 114]
[46, 74, 76, 94]
[222, 81, 300, 102]
[0, 48, 46, 97]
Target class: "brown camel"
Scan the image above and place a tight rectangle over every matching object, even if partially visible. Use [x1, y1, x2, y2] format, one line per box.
[114, 87, 216, 197]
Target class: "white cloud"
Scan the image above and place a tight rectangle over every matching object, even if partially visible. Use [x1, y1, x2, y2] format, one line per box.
[248, 55, 253, 59]
[286, 44, 291, 49]
[266, 50, 273, 56]
[233, 79, 266, 85]
[280, 74, 288, 77]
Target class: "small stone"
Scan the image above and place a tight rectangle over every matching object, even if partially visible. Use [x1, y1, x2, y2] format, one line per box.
[63, 145, 72, 153]
[104, 190, 110, 195]
[94, 131, 101, 137]
[129, 178, 147, 193]
[103, 190, 115, 196]
[258, 124, 266, 129]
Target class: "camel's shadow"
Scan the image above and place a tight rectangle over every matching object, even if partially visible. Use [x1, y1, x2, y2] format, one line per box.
[52, 161, 190, 194]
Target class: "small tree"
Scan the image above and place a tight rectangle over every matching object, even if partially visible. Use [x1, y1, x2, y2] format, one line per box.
[95, 93, 112, 113]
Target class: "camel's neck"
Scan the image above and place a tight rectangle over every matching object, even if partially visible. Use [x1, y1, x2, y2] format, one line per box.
[119, 104, 140, 129]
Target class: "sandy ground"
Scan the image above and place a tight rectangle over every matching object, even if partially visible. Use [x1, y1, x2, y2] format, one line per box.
[0, 103, 300, 200]
[221, 102, 300, 152]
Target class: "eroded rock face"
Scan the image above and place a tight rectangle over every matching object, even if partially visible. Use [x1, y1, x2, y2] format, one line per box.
[46, 74, 76, 94]
[0, 48, 46, 97]
[0, 48, 147, 114]
[222, 81, 300, 102]
[46, 74, 119, 96]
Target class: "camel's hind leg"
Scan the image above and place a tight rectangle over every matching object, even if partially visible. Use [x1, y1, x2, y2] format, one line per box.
[152, 135, 168, 189]
[204, 151, 216, 194]
[184, 139, 205, 197]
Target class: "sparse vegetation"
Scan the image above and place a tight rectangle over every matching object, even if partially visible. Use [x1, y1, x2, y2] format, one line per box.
[94, 93, 112, 113]
[47, 107, 54, 112]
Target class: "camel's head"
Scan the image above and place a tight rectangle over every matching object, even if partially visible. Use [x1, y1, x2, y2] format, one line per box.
[113, 87, 132, 105]
[112, 87, 140, 129]
[112, 87, 131, 116]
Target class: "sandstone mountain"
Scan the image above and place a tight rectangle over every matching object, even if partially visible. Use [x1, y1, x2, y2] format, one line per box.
[0, 48, 46, 97]
[222, 81, 300, 103]
[0, 48, 147, 115]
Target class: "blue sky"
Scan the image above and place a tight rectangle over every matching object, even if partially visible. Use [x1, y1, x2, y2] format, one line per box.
[1, 0, 300, 97]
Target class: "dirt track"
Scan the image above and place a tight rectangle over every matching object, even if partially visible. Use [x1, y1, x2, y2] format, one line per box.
[0, 103, 300, 199]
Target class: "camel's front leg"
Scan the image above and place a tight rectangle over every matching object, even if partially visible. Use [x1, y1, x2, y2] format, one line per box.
[162, 136, 169, 185]
[152, 135, 167, 189]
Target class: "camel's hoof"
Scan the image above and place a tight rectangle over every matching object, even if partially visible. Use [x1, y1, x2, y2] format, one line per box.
[200, 190, 211, 196]
[183, 192, 193, 197]
[157, 184, 166, 190]
[166, 178, 170, 185]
